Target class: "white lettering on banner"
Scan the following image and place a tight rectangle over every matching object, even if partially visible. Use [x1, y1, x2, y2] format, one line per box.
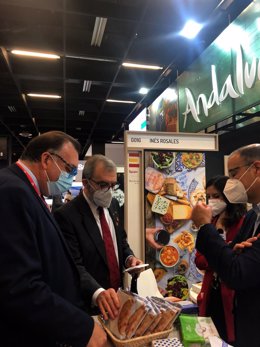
[182, 44, 259, 128]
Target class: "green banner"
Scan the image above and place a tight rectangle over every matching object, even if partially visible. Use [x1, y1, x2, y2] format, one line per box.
[178, 1, 260, 132]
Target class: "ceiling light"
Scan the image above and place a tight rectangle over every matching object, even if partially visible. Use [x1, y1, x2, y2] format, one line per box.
[8, 105, 16, 112]
[180, 20, 203, 39]
[122, 62, 163, 70]
[106, 99, 136, 104]
[27, 93, 61, 99]
[91, 17, 107, 47]
[139, 87, 149, 95]
[82, 80, 92, 92]
[78, 110, 85, 116]
[11, 50, 60, 59]
[19, 131, 32, 138]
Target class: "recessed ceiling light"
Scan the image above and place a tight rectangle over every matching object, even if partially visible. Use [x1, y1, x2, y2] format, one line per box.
[27, 93, 61, 99]
[122, 62, 163, 70]
[19, 131, 32, 138]
[139, 87, 149, 95]
[7, 105, 16, 112]
[106, 99, 136, 104]
[11, 50, 60, 59]
[180, 20, 203, 39]
[91, 17, 107, 47]
[82, 80, 92, 92]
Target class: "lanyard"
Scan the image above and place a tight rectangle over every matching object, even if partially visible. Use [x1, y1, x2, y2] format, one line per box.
[16, 161, 49, 208]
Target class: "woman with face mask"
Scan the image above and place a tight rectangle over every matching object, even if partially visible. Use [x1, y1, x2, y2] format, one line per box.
[195, 175, 246, 345]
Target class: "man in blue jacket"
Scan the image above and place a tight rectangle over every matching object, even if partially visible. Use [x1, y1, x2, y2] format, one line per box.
[0, 131, 107, 347]
[192, 143, 260, 347]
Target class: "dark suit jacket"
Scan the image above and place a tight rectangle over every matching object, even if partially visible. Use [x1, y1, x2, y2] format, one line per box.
[0, 164, 93, 347]
[196, 209, 260, 347]
[54, 192, 134, 312]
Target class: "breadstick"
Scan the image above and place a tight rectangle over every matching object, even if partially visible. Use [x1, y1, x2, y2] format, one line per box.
[125, 305, 146, 339]
[134, 312, 154, 337]
[118, 298, 134, 335]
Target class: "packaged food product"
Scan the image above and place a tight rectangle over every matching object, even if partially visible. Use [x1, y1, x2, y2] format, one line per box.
[179, 314, 219, 347]
[106, 290, 148, 339]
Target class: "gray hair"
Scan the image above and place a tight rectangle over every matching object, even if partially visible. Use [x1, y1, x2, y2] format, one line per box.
[82, 154, 116, 179]
[231, 144, 260, 164]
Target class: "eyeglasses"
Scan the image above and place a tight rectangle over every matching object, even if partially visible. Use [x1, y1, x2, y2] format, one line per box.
[228, 163, 252, 178]
[49, 152, 78, 176]
[90, 178, 120, 192]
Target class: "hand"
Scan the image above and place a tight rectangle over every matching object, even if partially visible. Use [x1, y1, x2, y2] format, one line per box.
[126, 255, 143, 268]
[146, 228, 164, 250]
[96, 288, 120, 321]
[86, 321, 107, 347]
[126, 256, 144, 276]
[191, 202, 212, 228]
[233, 235, 260, 254]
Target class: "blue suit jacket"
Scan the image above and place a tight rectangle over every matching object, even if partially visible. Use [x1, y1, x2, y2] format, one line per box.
[54, 193, 134, 313]
[0, 164, 93, 347]
[196, 210, 260, 347]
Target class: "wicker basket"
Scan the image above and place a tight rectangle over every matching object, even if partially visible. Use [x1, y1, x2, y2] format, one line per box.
[99, 317, 172, 347]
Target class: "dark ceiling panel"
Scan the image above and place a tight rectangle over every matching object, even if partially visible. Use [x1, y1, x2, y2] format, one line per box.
[0, 0, 253, 159]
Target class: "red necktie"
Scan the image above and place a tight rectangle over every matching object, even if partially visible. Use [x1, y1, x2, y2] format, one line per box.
[98, 207, 120, 290]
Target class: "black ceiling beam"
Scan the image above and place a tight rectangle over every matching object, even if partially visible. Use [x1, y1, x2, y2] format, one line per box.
[15, 75, 132, 88]
[0, 47, 39, 138]
[80, 0, 150, 157]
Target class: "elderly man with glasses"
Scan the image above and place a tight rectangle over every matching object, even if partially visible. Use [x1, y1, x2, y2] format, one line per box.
[192, 143, 260, 347]
[54, 154, 143, 320]
[0, 131, 107, 347]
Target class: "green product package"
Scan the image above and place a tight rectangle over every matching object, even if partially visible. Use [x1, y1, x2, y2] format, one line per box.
[179, 314, 205, 347]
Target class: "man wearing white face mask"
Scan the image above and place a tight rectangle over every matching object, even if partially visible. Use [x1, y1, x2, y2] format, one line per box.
[54, 154, 143, 321]
[192, 144, 260, 347]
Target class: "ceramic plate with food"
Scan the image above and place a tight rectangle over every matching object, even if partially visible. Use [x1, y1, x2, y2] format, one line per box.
[181, 152, 203, 169]
[153, 267, 167, 282]
[160, 214, 185, 234]
[190, 188, 206, 206]
[174, 230, 195, 253]
[151, 151, 174, 169]
[165, 275, 189, 299]
[159, 245, 180, 268]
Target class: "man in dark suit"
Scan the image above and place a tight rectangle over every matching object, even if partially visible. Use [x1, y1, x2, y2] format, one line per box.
[0, 131, 106, 347]
[54, 154, 143, 320]
[192, 144, 260, 347]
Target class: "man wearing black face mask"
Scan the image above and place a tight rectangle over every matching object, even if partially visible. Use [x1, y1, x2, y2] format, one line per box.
[192, 143, 260, 347]
[54, 154, 143, 320]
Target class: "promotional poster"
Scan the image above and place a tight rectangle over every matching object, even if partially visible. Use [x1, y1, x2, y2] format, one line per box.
[144, 150, 205, 299]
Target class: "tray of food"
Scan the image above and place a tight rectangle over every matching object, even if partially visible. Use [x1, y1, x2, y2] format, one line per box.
[101, 290, 181, 347]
